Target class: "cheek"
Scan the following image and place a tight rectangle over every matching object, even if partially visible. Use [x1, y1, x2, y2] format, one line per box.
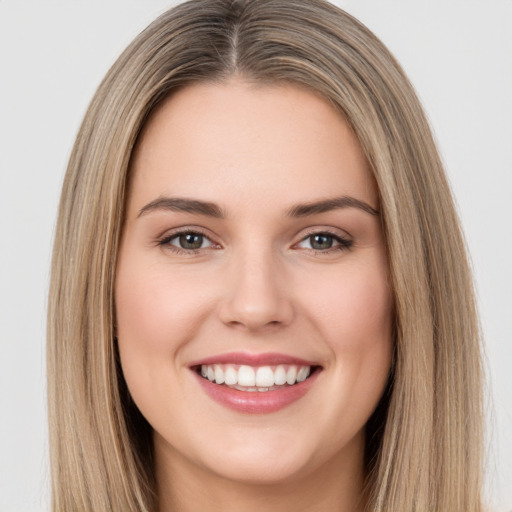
[114, 253, 214, 414]
[115, 257, 208, 356]
[307, 262, 393, 348]
[303, 260, 393, 400]
[301, 262, 394, 437]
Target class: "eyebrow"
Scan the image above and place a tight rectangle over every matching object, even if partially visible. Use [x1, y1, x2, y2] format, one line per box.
[138, 197, 225, 218]
[286, 196, 379, 217]
[137, 195, 379, 219]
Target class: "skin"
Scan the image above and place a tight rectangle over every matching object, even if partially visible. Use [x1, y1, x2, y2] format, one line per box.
[115, 77, 394, 512]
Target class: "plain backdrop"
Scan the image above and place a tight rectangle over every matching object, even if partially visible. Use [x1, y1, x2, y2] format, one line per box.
[1, 1, 511, 510]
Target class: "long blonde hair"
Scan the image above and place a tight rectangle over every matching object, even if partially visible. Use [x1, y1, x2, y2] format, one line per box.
[47, 0, 483, 510]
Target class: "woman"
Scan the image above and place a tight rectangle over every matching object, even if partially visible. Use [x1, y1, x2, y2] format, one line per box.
[47, 0, 484, 510]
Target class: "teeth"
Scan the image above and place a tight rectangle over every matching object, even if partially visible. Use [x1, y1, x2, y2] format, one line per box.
[255, 366, 274, 387]
[286, 366, 297, 385]
[199, 363, 313, 390]
[224, 366, 237, 385]
[214, 364, 224, 385]
[297, 366, 311, 382]
[238, 365, 255, 386]
[274, 365, 287, 385]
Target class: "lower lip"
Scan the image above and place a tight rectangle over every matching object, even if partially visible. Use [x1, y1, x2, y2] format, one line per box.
[193, 370, 320, 414]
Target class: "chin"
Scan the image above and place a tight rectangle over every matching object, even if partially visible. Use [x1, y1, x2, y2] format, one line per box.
[155, 424, 320, 486]
[201, 449, 316, 486]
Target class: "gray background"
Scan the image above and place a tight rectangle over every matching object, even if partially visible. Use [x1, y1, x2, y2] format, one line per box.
[1, 1, 511, 510]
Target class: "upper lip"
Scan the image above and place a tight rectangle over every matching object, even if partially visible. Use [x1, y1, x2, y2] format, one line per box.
[189, 351, 320, 368]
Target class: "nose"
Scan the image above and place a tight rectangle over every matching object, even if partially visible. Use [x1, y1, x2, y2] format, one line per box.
[218, 248, 295, 332]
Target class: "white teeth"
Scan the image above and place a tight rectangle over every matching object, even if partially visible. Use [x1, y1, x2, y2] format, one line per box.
[255, 366, 274, 387]
[274, 365, 287, 385]
[286, 366, 297, 385]
[214, 364, 224, 384]
[296, 366, 311, 382]
[224, 366, 237, 385]
[238, 365, 256, 387]
[199, 363, 314, 390]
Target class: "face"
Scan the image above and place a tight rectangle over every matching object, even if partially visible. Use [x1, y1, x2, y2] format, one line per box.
[115, 78, 393, 487]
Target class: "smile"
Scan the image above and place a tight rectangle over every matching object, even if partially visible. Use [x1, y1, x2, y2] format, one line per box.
[199, 364, 312, 391]
[190, 353, 322, 414]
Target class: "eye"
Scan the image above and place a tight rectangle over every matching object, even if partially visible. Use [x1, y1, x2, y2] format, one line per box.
[296, 232, 352, 252]
[308, 233, 335, 250]
[159, 230, 218, 252]
[175, 232, 206, 250]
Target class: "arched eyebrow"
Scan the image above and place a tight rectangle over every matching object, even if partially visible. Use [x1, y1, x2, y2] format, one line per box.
[138, 197, 225, 218]
[137, 195, 379, 219]
[286, 196, 379, 217]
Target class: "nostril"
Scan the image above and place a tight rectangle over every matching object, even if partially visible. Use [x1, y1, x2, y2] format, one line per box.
[217, 272, 295, 330]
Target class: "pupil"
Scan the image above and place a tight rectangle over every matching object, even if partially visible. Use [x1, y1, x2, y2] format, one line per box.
[311, 234, 333, 250]
[180, 233, 203, 249]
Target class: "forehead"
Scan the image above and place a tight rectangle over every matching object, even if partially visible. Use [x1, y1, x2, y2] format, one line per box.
[128, 78, 377, 215]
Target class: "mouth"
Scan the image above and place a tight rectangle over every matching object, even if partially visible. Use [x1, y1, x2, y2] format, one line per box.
[194, 363, 321, 392]
[190, 353, 322, 414]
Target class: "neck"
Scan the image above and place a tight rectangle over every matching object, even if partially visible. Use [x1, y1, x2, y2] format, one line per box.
[155, 433, 367, 512]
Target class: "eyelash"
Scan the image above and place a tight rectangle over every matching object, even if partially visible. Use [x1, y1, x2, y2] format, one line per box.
[157, 230, 218, 255]
[157, 229, 353, 255]
[296, 229, 353, 254]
